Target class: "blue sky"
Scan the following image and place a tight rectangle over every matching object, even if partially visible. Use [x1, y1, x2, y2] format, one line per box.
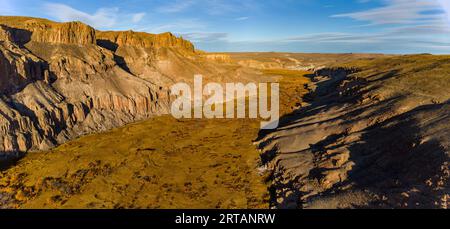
[1, 0, 450, 53]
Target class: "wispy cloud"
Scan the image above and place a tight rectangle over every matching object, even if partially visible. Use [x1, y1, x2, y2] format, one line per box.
[287, 0, 450, 48]
[281, 23, 450, 52]
[305, 0, 450, 53]
[43, 3, 118, 28]
[157, 0, 259, 15]
[331, 0, 445, 25]
[235, 16, 249, 21]
[42, 3, 149, 29]
[131, 12, 146, 23]
[181, 32, 228, 42]
[4, 0, 449, 53]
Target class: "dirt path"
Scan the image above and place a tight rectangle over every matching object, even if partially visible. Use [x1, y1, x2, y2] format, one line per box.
[0, 70, 310, 209]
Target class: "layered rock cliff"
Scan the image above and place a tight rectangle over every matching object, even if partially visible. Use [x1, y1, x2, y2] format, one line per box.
[0, 16, 205, 153]
[0, 16, 266, 154]
[0, 17, 95, 45]
[0, 30, 48, 94]
[97, 30, 194, 52]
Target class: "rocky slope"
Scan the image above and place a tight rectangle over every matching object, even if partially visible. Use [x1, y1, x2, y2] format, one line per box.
[0, 16, 258, 154]
[256, 55, 450, 209]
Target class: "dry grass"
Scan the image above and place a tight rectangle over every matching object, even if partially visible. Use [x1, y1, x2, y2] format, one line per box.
[336, 54, 450, 101]
[0, 69, 311, 209]
[263, 69, 311, 115]
[0, 117, 269, 209]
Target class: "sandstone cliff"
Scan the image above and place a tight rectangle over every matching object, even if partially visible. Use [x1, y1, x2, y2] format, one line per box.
[0, 16, 197, 153]
[0, 28, 49, 94]
[0, 16, 95, 45]
[97, 30, 194, 52]
[0, 16, 264, 154]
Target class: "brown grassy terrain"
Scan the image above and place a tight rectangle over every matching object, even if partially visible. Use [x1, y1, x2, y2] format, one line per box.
[0, 70, 311, 209]
[1, 117, 267, 209]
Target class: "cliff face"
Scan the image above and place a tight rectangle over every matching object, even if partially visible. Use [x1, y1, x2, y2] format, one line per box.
[0, 16, 197, 153]
[0, 33, 48, 94]
[0, 17, 95, 45]
[97, 30, 194, 52]
[95, 30, 258, 87]
[29, 21, 96, 45]
[95, 30, 199, 86]
[0, 16, 267, 154]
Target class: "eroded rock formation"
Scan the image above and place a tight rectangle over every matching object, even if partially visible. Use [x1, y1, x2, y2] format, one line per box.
[256, 56, 450, 209]
[0, 16, 202, 153]
[0, 16, 267, 154]
[97, 30, 194, 52]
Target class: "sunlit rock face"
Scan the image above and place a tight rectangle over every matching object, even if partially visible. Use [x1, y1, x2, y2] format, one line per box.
[256, 56, 450, 209]
[0, 16, 266, 153]
[0, 16, 197, 153]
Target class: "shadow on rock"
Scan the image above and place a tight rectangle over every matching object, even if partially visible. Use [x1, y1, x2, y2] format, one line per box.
[0, 151, 25, 171]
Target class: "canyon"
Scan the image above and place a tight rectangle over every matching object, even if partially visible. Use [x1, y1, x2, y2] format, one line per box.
[255, 56, 450, 209]
[0, 16, 448, 209]
[0, 16, 262, 154]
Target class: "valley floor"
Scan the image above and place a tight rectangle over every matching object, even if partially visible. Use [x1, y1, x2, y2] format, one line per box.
[0, 70, 310, 209]
[1, 117, 267, 208]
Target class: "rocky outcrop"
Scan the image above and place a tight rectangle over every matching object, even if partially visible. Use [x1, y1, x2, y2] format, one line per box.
[200, 53, 232, 63]
[0, 25, 13, 42]
[0, 41, 47, 94]
[257, 56, 450, 209]
[95, 30, 259, 88]
[238, 59, 283, 70]
[0, 16, 264, 154]
[97, 30, 194, 52]
[29, 21, 96, 45]
[0, 43, 170, 152]
[0, 16, 95, 45]
[0, 17, 179, 153]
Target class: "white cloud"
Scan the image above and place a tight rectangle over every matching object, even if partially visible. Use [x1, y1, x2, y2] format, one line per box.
[319, 0, 450, 53]
[235, 17, 249, 21]
[281, 23, 450, 52]
[285, 32, 383, 44]
[132, 13, 146, 23]
[181, 32, 228, 42]
[332, 0, 445, 25]
[157, 0, 259, 15]
[44, 3, 118, 28]
[43, 3, 149, 29]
